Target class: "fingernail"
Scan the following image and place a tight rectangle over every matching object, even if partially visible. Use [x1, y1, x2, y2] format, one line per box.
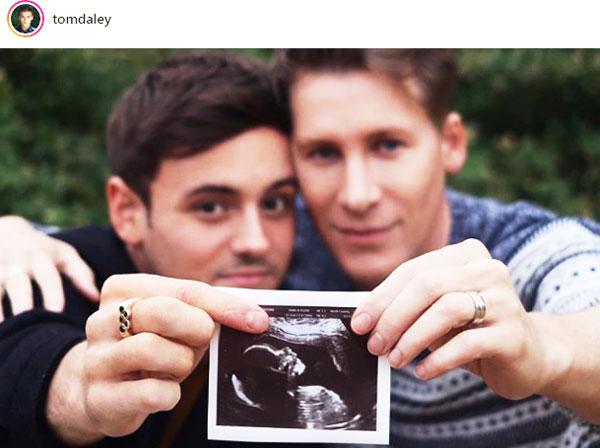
[388, 348, 403, 368]
[367, 332, 385, 355]
[414, 364, 427, 379]
[246, 310, 268, 331]
[352, 313, 372, 334]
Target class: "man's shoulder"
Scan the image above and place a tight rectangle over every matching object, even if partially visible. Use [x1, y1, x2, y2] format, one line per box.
[449, 188, 558, 231]
[449, 191, 599, 245]
[53, 225, 137, 283]
[16, 26, 35, 33]
[53, 225, 120, 258]
[448, 189, 562, 262]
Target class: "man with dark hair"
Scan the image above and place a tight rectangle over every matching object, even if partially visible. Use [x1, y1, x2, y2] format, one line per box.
[15, 5, 37, 34]
[0, 51, 299, 446]
[3, 49, 600, 447]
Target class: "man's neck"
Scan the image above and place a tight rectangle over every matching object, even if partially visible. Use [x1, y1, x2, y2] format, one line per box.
[413, 191, 452, 260]
[125, 243, 149, 274]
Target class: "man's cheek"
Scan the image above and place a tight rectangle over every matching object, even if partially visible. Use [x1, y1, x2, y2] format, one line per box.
[308, 183, 337, 209]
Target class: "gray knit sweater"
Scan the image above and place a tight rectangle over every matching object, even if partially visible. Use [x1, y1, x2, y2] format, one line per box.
[285, 189, 600, 447]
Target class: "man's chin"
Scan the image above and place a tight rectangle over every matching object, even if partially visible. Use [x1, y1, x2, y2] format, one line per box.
[212, 274, 279, 290]
[337, 250, 409, 290]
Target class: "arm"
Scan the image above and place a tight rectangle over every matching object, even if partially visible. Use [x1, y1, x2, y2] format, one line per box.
[0, 215, 99, 321]
[0, 310, 85, 446]
[351, 239, 600, 423]
[532, 309, 600, 423]
[45, 273, 269, 445]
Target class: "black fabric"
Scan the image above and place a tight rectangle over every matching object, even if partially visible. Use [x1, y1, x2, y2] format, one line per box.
[0, 226, 136, 447]
[0, 226, 319, 447]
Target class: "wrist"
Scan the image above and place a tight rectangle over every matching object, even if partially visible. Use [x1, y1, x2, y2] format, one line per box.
[46, 341, 104, 446]
[529, 312, 575, 397]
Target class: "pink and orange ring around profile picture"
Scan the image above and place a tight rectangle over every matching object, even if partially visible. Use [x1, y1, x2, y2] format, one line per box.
[7, 0, 44, 37]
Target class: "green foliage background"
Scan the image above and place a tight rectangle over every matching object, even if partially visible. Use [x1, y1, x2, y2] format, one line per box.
[0, 49, 598, 227]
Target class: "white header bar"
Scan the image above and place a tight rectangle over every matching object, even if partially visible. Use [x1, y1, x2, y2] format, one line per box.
[2, 0, 599, 48]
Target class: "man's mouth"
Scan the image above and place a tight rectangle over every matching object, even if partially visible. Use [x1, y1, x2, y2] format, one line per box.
[216, 268, 274, 288]
[331, 220, 401, 245]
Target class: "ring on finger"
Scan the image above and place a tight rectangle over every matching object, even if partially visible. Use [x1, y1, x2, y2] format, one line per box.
[465, 291, 487, 327]
[118, 298, 141, 337]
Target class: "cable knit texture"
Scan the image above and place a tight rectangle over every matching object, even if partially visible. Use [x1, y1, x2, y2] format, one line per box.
[286, 190, 600, 447]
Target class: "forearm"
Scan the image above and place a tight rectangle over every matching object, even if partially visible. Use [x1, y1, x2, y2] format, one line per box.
[46, 342, 104, 446]
[533, 307, 600, 424]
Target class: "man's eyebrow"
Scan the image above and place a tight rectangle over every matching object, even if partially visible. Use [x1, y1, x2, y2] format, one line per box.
[293, 138, 337, 151]
[185, 184, 238, 197]
[295, 127, 409, 150]
[369, 127, 407, 137]
[268, 176, 298, 190]
[184, 177, 296, 198]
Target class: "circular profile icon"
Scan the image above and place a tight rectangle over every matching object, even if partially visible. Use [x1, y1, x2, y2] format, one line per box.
[7, 1, 44, 37]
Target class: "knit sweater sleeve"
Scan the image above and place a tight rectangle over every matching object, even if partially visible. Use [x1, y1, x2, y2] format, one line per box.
[447, 190, 600, 313]
[0, 310, 85, 447]
[506, 218, 600, 313]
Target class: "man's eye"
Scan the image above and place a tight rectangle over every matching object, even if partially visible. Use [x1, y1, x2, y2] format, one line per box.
[375, 139, 403, 153]
[262, 196, 292, 214]
[196, 201, 225, 215]
[310, 146, 340, 161]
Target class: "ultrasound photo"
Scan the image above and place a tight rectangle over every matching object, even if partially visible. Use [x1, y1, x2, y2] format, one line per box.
[216, 305, 377, 431]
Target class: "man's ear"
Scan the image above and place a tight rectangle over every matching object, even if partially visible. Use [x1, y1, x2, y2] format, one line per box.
[440, 112, 468, 175]
[106, 176, 148, 245]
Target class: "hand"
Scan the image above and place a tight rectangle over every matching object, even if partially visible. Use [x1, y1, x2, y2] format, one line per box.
[0, 216, 99, 321]
[46, 273, 269, 443]
[350, 239, 570, 401]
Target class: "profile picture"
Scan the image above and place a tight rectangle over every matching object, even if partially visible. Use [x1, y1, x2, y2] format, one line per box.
[8, 1, 44, 37]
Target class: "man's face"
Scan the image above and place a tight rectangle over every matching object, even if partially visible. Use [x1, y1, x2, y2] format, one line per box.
[137, 127, 296, 289]
[291, 71, 464, 289]
[19, 11, 33, 30]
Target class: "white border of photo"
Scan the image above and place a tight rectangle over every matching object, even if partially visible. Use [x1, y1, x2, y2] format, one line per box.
[208, 288, 390, 445]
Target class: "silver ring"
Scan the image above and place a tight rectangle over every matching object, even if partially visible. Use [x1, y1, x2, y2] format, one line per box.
[466, 291, 486, 326]
[118, 298, 140, 337]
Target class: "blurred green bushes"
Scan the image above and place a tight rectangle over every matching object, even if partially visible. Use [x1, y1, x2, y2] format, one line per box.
[0, 49, 598, 226]
[452, 49, 600, 219]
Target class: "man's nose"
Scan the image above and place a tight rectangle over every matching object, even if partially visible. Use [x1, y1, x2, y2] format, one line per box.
[231, 207, 270, 256]
[338, 154, 381, 214]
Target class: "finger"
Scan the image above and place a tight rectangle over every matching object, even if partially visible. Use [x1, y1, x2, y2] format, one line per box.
[5, 269, 34, 315]
[352, 239, 491, 335]
[100, 274, 268, 333]
[87, 378, 180, 437]
[414, 326, 504, 380]
[388, 292, 475, 368]
[87, 296, 215, 348]
[88, 332, 197, 381]
[0, 286, 5, 321]
[30, 255, 65, 312]
[367, 260, 504, 355]
[56, 242, 100, 301]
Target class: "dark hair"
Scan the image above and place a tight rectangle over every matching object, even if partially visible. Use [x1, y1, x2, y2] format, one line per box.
[17, 5, 36, 15]
[276, 49, 456, 127]
[106, 51, 291, 205]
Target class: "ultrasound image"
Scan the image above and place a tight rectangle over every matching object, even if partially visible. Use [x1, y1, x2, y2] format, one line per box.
[217, 306, 378, 430]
